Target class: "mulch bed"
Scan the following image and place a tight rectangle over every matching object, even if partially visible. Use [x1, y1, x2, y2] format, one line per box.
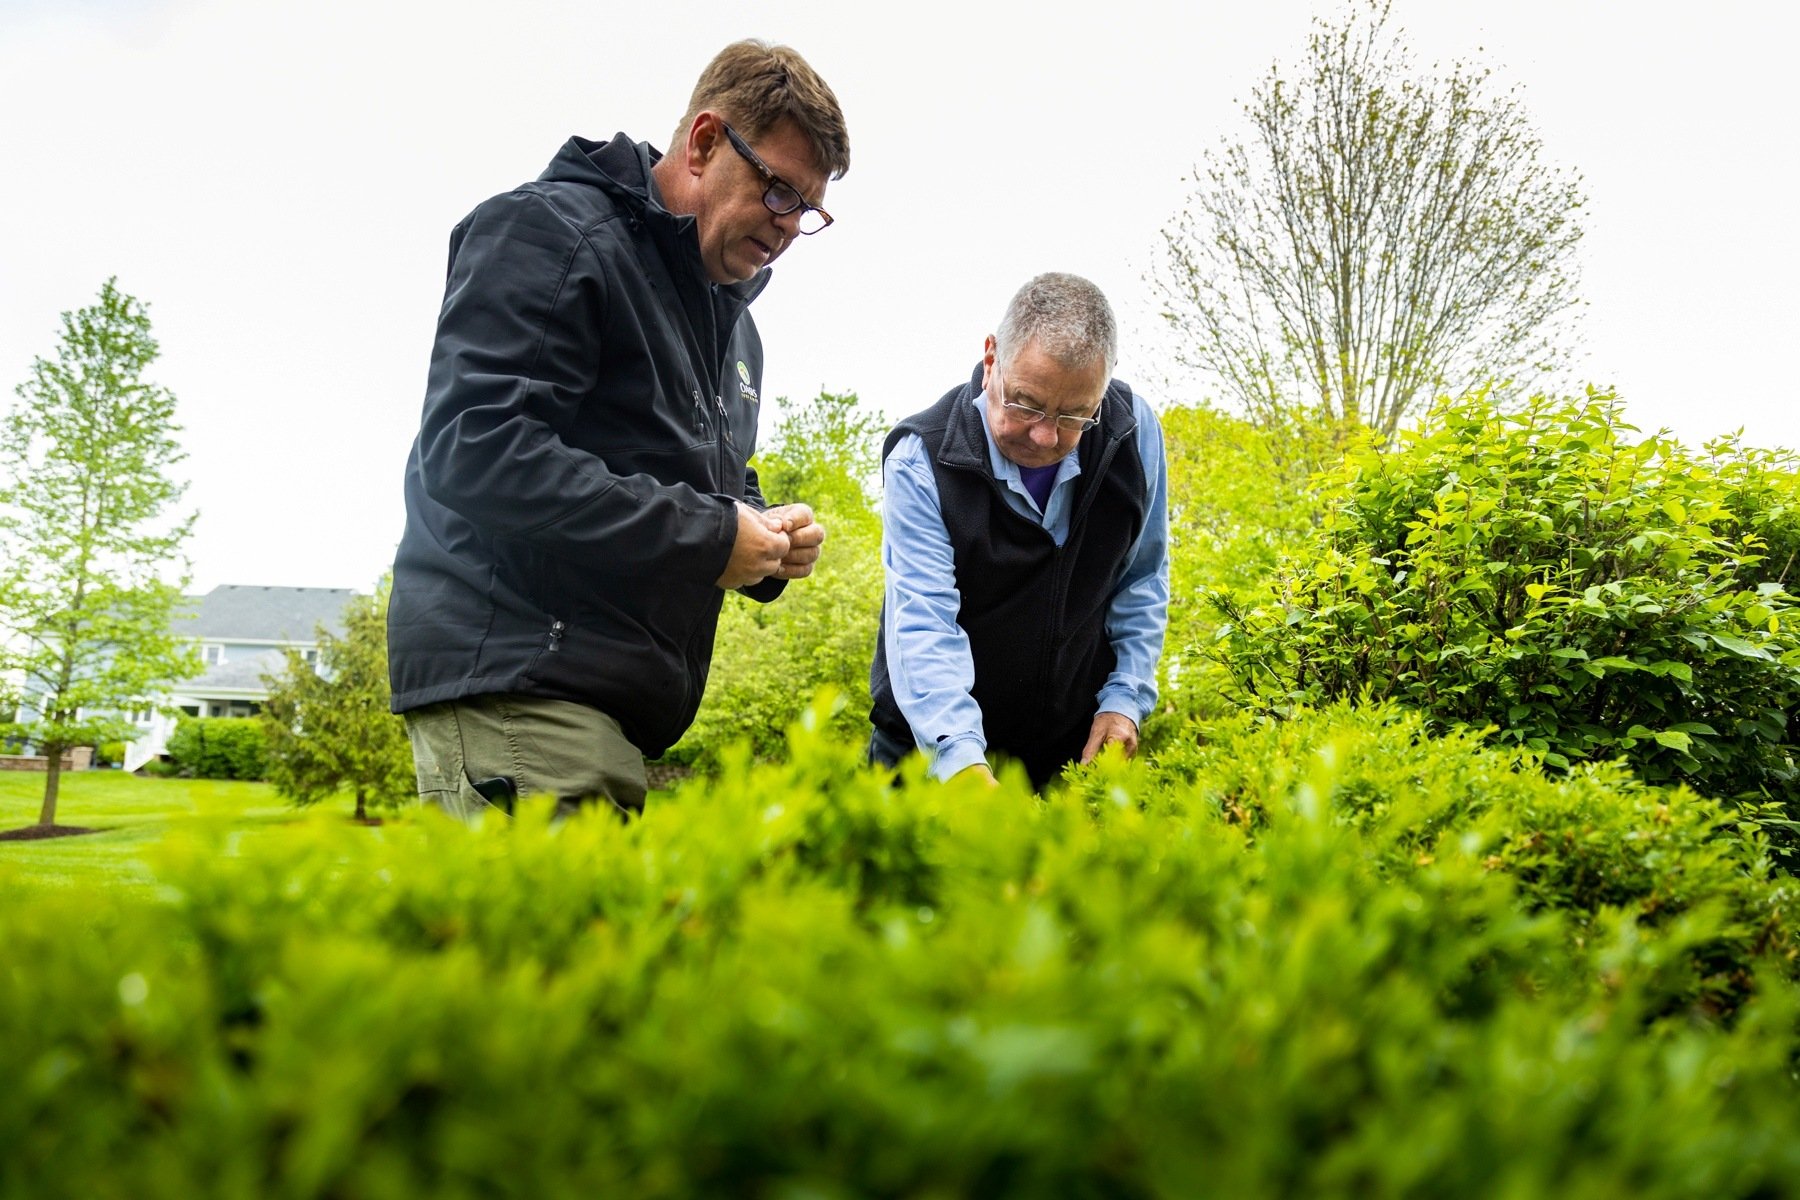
[0, 824, 106, 842]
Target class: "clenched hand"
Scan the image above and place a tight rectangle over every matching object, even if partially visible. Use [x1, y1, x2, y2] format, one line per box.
[762, 503, 826, 579]
[715, 502, 792, 589]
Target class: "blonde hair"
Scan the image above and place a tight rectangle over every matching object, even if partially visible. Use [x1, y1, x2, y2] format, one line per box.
[676, 40, 850, 179]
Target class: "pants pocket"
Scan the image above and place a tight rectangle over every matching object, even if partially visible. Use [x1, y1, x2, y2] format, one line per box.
[404, 703, 503, 821]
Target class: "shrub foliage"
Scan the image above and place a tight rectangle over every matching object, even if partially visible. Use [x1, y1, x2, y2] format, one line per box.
[1209, 393, 1800, 819]
[164, 716, 267, 781]
[672, 390, 885, 767]
[1151, 402, 1335, 742]
[2, 709, 1795, 1197]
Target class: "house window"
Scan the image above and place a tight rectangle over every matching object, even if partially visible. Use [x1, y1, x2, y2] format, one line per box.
[301, 648, 320, 666]
[201, 644, 223, 666]
[179, 704, 200, 718]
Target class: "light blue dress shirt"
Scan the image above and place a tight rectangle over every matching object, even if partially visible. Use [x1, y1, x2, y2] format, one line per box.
[880, 387, 1171, 780]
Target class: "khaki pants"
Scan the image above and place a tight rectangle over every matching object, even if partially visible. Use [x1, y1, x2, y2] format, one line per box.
[403, 693, 648, 820]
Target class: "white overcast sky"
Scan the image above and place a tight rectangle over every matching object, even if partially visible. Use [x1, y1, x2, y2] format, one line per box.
[2, 0, 1795, 593]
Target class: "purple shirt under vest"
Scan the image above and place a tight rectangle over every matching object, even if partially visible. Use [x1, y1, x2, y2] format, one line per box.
[1018, 462, 1058, 513]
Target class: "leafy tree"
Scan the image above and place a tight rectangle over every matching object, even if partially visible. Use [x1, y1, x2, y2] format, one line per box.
[260, 582, 413, 821]
[672, 390, 886, 767]
[1151, 0, 1585, 442]
[0, 279, 199, 830]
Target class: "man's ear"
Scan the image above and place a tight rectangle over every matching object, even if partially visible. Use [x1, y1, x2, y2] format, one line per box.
[684, 111, 724, 177]
[981, 334, 998, 388]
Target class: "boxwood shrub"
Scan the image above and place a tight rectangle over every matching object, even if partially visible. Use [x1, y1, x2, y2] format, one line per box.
[1, 711, 1795, 1198]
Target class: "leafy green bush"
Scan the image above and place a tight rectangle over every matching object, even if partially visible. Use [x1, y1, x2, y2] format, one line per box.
[672, 390, 886, 767]
[1, 709, 1795, 1197]
[165, 716, 268, 781]
[1151, 403, 1336, 743]
[1208, 393, 1800, 817]
[1142, 702, 1796, 1018]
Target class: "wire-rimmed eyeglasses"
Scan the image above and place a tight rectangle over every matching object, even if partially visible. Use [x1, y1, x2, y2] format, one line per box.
[998, 400, 1101, 433]
[990, 367, 1102, 433]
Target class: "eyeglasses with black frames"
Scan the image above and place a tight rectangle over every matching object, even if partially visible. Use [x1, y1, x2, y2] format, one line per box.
[720, 122, 833, 235]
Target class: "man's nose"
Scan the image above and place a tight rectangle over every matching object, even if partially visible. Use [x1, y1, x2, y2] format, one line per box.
[1030, 420, 1059, 446]
[770, 208, 803, 240]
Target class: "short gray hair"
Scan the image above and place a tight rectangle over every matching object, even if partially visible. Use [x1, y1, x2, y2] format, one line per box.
[994, 272, 1117, 376]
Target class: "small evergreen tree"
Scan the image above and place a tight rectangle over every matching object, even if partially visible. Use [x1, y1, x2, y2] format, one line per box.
[0, 279, 199, 830]
[260, 582, 413, 821]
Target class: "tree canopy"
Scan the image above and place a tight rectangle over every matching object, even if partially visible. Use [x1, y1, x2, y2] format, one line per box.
[1152, 0, 1585, 441]
[0, 278, 198, 829]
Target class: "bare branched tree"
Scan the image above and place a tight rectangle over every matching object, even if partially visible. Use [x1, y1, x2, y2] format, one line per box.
[1152, 0, 1585, 441]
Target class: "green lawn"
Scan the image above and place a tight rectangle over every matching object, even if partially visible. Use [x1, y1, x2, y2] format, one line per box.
[0, 772, 667, 902]
[0, 770, 330, 897]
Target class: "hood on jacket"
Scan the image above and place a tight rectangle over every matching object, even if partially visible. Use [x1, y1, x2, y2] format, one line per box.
[541, 133, 771, 309]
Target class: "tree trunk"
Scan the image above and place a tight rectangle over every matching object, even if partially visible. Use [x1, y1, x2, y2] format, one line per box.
[355, 787, 367, 823]
[38, 753, 63, 827]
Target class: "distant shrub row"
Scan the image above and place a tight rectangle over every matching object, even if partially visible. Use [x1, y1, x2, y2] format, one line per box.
[2, 709, 1795, 1197]
[164, 716, 267, 781]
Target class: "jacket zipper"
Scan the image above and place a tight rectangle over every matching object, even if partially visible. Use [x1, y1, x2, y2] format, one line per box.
[715, 391, 732, 485]
[547, 619, 565, 653]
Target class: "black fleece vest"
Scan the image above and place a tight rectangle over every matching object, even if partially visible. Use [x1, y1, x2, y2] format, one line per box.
[870, 366, 1147, 786]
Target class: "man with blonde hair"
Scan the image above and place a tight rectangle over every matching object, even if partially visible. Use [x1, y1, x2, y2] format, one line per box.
[870, 273, 1170, 788]
[391, 40, 849, 817]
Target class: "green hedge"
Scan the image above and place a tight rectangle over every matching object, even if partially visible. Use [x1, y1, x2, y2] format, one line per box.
[1, 710, 1796, 1197]
[1207, 394, 1800, 862]
[165, 716, 268, 781]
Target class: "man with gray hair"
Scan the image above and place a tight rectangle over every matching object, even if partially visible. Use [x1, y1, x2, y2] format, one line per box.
[868, 273, 1170, 788]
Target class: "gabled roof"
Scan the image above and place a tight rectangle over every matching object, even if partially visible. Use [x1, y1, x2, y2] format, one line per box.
[182, 647, 292, 695]
[180, 585, 357, 643]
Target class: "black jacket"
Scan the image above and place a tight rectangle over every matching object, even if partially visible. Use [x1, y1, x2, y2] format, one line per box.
[869, 368, 1147, 786]
[388, 133, 782, 757]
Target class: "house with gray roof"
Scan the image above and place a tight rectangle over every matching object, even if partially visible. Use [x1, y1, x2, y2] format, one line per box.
[122, 584, 357, 771]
